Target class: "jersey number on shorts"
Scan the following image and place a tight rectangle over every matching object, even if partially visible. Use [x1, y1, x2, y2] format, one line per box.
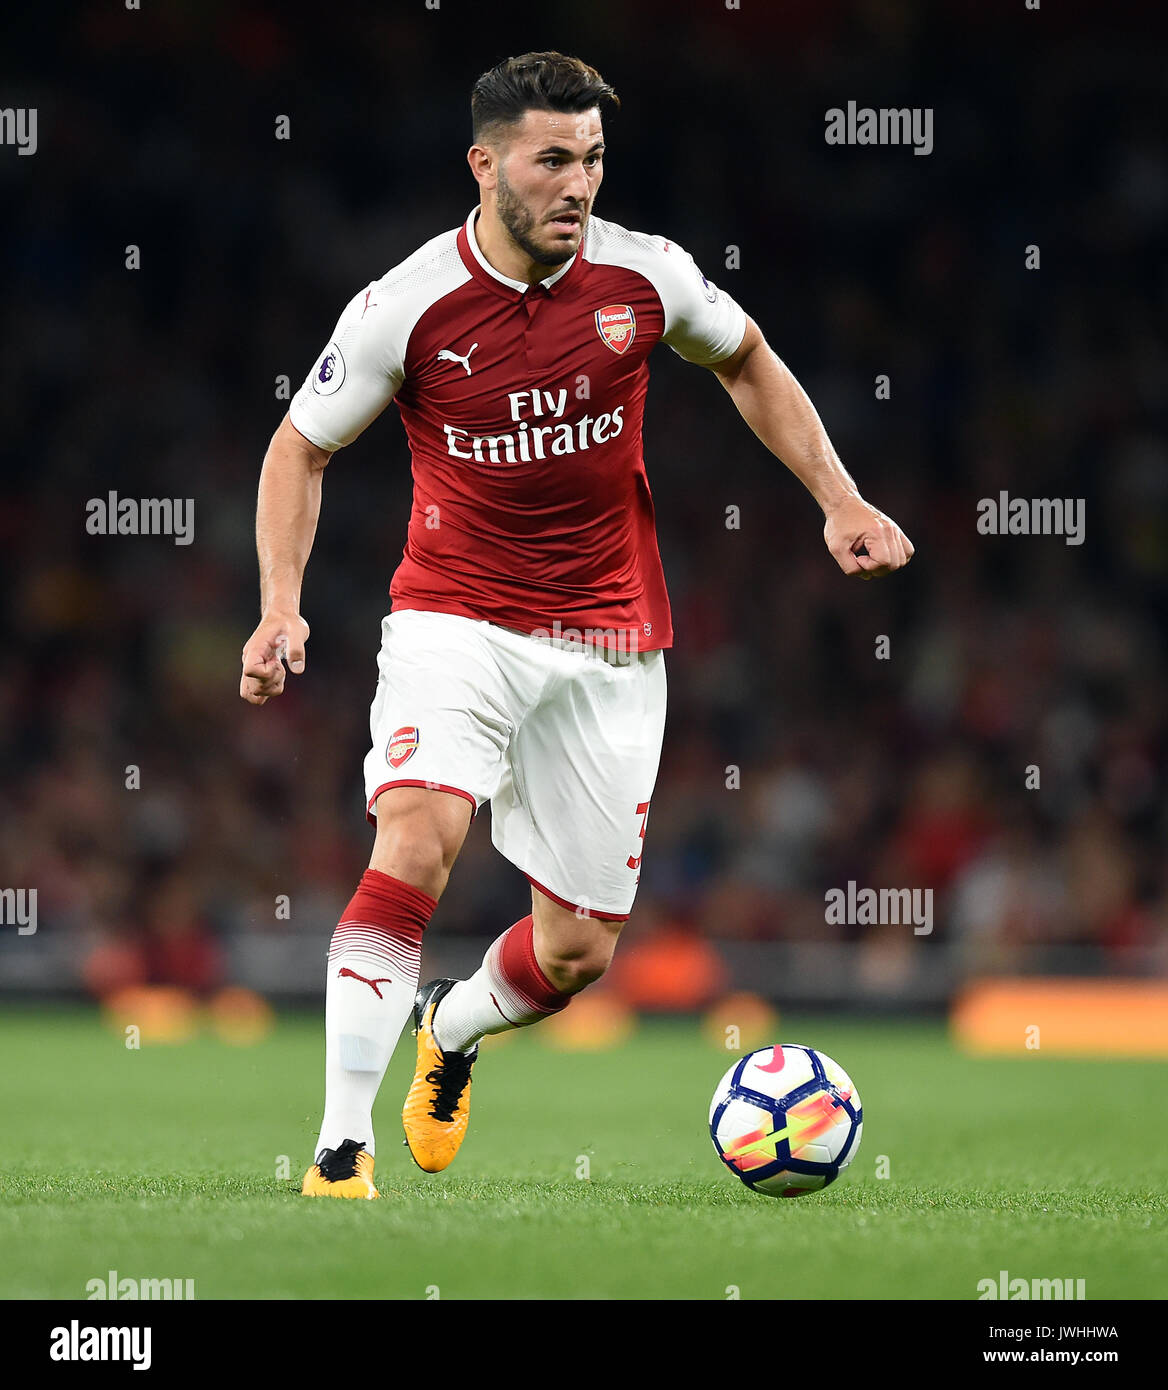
[626, 801, 651, 871]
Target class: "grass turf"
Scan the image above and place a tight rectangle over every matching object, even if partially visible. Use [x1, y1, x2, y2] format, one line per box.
[1, 1007, 1165, 1300]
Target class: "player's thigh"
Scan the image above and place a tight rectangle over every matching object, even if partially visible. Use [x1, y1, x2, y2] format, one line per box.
[369, 785, 473, 892]
[493, 647, 667, 919]
[363, 610, 513, 886]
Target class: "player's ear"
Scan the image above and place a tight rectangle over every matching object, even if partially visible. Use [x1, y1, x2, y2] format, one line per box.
[467, 143, 496, 190]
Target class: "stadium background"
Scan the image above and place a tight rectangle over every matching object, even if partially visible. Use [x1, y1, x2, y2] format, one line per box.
[1, 0, 1163, 1032]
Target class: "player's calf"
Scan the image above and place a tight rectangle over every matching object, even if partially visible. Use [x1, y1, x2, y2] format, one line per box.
[401, 905, 627, 1171]
[530, 894, 626, 993]
[403, 911, 586, 1172]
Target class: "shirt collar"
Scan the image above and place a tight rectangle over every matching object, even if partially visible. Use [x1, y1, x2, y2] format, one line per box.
[464, 206, 578, 294]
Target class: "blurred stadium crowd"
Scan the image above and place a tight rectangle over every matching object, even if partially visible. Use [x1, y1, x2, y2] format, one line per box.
[1, 2, 1163, 1002]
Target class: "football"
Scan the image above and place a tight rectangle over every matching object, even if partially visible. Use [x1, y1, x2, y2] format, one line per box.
[709, 1044, 863, 1197]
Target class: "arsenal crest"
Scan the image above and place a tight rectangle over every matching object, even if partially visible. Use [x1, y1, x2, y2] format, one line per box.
[595, 303, 636, 355]
[386, 725, 419, 769]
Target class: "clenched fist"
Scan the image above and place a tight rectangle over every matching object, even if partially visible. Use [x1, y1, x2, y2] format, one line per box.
[824, 496, 914, 580]
[240, 610, 310, 705]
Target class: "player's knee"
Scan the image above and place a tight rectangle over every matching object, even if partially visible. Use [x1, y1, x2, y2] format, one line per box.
[553, 956, 606, 989]
[370, 790, 468, 897]
[540, 927, 623, 994]
[543, 953, 608, 994]
[380, 839, 450, 896]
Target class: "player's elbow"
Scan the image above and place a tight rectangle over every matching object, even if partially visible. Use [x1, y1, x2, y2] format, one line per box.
[710, 316, 766, 387]
[273, 412, 334, 472]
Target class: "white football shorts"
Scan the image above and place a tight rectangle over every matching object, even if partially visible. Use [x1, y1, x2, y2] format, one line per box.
[362, 609, 667, 920]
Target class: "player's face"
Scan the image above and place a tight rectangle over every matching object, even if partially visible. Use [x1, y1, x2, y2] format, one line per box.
[493, 107, 604, 267]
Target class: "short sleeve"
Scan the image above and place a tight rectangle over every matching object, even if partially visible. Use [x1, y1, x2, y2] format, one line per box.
[288, 282, 403, 452]
[654, 239, 747, 366]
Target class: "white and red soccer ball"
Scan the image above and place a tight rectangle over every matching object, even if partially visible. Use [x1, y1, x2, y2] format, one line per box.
[709, 1044, 863, 1198]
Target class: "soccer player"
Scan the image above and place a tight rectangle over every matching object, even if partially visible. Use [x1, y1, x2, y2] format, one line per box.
[240, 51, 913, 1198]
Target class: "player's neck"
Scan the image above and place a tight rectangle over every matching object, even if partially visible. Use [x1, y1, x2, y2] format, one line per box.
[473, 206, 561, 288]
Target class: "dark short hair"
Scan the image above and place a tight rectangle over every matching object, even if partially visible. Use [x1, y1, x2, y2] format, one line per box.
[471, 51, 619, 145]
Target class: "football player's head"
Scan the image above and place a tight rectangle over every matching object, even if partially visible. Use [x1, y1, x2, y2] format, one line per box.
[469, 51, 619, 267]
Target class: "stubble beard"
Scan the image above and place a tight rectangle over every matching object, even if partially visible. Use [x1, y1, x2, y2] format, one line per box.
[495, 168, 581, 268]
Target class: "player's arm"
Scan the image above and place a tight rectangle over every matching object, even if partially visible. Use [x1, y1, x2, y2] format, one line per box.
[241, 279, 400, 704]
[710, 318, 913, 579]
[240, 415, 331, 706]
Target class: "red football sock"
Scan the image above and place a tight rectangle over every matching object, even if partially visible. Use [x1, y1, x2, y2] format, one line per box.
[316, 869, 437, 1158]
[431, 915, 572, 1053]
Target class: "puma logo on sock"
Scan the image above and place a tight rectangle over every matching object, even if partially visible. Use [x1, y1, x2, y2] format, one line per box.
[339, 967, 393, 999]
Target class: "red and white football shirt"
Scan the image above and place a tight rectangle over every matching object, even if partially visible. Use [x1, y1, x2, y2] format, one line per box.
[289, 207, 746, 651]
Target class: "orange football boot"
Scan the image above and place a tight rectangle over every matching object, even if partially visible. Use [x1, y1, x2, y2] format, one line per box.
[301, 1138, 379, 1198]
[402, 979, 478, 1173]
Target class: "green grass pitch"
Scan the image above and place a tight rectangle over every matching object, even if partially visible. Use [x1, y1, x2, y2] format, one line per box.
[1, 1007, 1165, 1300]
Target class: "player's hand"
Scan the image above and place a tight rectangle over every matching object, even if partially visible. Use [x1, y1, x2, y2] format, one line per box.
[240, 610, 310, 705]
[823, 496, 914, 580]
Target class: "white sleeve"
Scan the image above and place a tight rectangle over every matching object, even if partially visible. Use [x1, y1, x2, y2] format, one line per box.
[654, 238, 747, 366]
[288, 283, 403, 453]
